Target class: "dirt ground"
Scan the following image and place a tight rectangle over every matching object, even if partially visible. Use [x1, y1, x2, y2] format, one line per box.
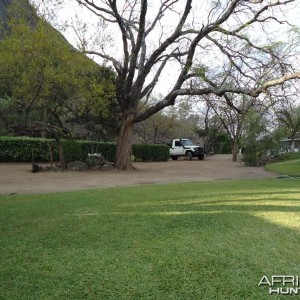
[0, 154, 277, 195]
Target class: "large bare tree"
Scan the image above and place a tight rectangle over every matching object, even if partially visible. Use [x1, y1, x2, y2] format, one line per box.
[46, 0, 300, 169]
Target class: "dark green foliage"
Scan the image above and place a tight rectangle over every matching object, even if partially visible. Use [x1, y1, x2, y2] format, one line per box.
[64, 140, 117, 163]
[241, 110, 278, 166]
[0, 136, 56, 162]
[79, 140, 117, 162]
[276, 152, 300, 162]
[132, 144, 170, 161]
[216, 132, 231, 154]
[197, 128, 231, 154]
[0, 137, 172, 163]
[243, 142, 267, 166]
[62, 140, 84, 163]
[0, 136, 117, 163]
[243, 133, 277, 166]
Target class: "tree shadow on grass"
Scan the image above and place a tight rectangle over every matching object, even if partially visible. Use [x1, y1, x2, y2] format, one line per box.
[1, 186, 300, 300]
[100, 190, 300, 299]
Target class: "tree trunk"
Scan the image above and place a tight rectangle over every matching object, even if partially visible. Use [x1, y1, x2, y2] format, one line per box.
[290, 138, 295, 151]
[232, 138, 239, 162]
[55, 138, 66, 169]
[115, 113, 135, 170]
[47, 142, 54, 168]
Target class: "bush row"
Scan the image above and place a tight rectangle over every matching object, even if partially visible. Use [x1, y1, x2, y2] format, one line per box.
[0, 136, 169, 163]
[132, 144, 169, 162]
[0, 136, 55, 162]
[276, 152, 300, 162]
[0, 136, 117, 163]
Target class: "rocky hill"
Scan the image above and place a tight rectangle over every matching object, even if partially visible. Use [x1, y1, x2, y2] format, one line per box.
[0, 0, 37, 39]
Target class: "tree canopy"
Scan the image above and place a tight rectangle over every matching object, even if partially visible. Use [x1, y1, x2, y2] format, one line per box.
[0, 0, 117, 141]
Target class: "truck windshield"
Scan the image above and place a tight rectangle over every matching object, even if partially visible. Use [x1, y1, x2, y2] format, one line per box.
[181, 139, 194, 146]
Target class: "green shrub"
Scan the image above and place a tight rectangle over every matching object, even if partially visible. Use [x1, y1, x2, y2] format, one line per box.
[243, 143, 268, 166]
[0, 136, 57, 162]
[132, 144, 169, 162]
[276, 152, 300, 162]
[0, 137, 171, 163]
[0, 136, 117, 163]
[62, 140, 84, 163]
[80, 141, 117, 162]
[85, 156, 98, 168]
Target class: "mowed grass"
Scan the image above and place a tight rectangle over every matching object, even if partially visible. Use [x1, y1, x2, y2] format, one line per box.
[1, 180, 300, 299]
[266, 158, 300, 176]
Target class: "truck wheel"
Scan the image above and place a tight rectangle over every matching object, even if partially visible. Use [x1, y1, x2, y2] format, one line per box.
[186, 151, 193, 160]
[198, 154, 205, 160]
[171, 155, 178, 160]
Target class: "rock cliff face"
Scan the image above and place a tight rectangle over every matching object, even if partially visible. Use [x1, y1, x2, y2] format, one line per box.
[0, 0, 12, 37]
[0, 0, 73, 49]
[0, 0, 12, 19]
[0, 0, 37, 39]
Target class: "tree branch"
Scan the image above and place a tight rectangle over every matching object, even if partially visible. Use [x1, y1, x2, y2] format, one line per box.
[134, 72, 300, 123]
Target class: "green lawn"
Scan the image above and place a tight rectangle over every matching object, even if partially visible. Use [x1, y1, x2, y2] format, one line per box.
[1, 180, 300, 299]
[266, 159, 300, 176]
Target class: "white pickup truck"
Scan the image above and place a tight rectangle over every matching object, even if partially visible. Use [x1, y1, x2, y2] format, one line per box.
[169, 139, 205, 160]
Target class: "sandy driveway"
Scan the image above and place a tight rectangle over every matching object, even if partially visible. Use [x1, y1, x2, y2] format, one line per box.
[0, 155, 276, 195]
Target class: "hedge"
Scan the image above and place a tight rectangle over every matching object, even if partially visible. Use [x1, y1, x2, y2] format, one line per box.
[0, 136, 117, 163]
[276, 152, 300, 162]
[132, 144, 169, 162]
[78, 140, 117, 163]
[0, 137, 169, 163]
[0, 136, 56, 162]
